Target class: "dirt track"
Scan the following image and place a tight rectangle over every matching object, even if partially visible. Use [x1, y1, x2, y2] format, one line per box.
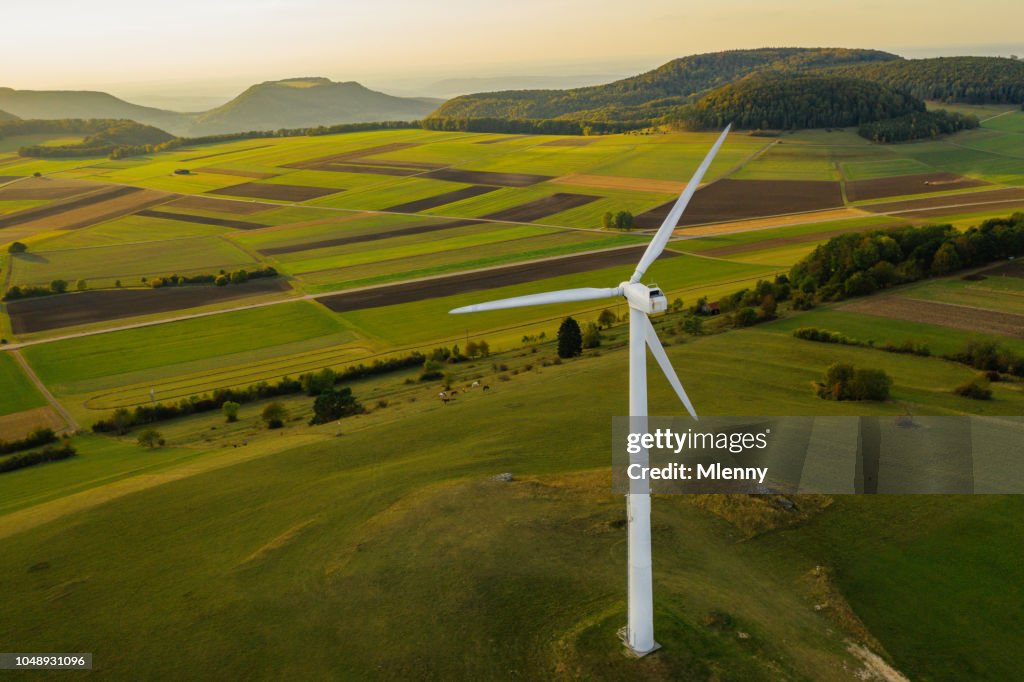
[842, 295, 1024, 338]
[636, 179, 843, 228]
[846, 172, 987, 202]
[383, 185, 498, 213]
[8, 279, 292, 334]
[136, 209, 268, 230]
[318, 245, 674, 312]
[209, 182, 341, 201]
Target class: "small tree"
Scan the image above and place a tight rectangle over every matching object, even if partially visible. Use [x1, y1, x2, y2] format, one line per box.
[477, 340, 490, 357]
[614, 211, 635, 229]
[7, 242, 27, 254]
[557, 317, 583, 358]
[262, 402, 288, 429]
[215, 275, 229, 286]
[683, 316, 703, 336]
[931, 242, 961, 276]
[597, 309, 617, 329]
[301, 368, 336, 396]
[602, 211, 615, 229]
[222, 401, 240, 423]
[111, 408, 132, 435]
[76, 279, 88, 291]
[230, 269, 249, 284]
[309, 387, 363, 425]
[50, 279, 68, 294]
[137, 429, 165, 449]
[582, 322, 602, 349]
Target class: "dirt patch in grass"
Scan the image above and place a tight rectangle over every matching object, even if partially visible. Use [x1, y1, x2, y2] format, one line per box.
[420, 168, 554, 187]
[0, 407, 63, 441]
[258, 219, 476, 256]
[136, 209, 268, 230]
[474, 135, 530, 144]
[636, 179, 844, 229]
[846, 172, 988, 202]
[481, 192, 601, 222]
[538, 138, 596, 147]
[0, 185, 174, 231]
[859, 188, 1024, 216]
[168, 195, 273, 215]
[318, 245, 672, 312]
[982, 260, 1024, 278]
[8, 278, 292, 334]
[195, 167, 279, 179]
[383, 185, 498, 213]
[208, 182, 341, 202]
[554, 173, 686, 194]
[841, 295, 1024, 338]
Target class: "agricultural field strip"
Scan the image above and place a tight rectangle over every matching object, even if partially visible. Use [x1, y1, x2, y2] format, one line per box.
[0, 184, 142, 229]
[8, 349, 78, 432]
[841, 295, 1024, 339]
[2, 238, 752, 352]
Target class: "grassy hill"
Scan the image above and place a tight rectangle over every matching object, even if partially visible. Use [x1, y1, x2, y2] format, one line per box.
[190, 78, 440, 134]
[0, 109, 18, 121]
[0, 87, 191, 135]
[429, 48, 898, 122]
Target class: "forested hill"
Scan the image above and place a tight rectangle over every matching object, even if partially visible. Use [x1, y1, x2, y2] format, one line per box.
[830, 57, 1024, 104]
[679, 75, 924, 130]
[429, 48, 898, 122]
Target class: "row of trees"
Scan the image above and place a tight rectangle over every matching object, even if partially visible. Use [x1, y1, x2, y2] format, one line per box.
[93, 352, 425, 433]
[0, 442, 76, 474]
[858, 110, 979, 143]
[789, 213, 1024, 301]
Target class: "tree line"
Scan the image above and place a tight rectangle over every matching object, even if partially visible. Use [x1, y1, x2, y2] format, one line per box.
[833, 57, 1024, 105]
[857, 110, 979, 142]
[789, 213, 1024, 301]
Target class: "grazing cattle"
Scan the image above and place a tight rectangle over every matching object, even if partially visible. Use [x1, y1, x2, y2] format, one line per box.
[482, 385, 490, 392]
[471, 381, 480, 388]
[439, 391, 453, 405]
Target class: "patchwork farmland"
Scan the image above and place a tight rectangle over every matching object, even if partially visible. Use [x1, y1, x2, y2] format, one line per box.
[2, 105, 1024, 680]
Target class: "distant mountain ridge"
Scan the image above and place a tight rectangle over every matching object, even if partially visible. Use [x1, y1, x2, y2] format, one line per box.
[191, 78, 440, 135]
[0, 109, 19, 121]
[0, 78, 441, 136]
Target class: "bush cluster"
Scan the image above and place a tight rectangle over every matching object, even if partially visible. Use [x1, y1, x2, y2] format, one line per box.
[816, 363, 892, 401]
[0, 427, 58, 455]
[0, 442, 76, 474]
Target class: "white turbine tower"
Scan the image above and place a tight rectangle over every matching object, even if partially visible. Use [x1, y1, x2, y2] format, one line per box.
[450, 125, 731, 656]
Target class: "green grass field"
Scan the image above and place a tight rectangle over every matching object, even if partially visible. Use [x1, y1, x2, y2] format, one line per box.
[0, 352, 47, 416]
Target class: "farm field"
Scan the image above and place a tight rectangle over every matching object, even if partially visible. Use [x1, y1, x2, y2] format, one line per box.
[2, 109, 1024, 681]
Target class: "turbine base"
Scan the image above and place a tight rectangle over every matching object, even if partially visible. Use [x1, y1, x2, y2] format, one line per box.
[617, 626, 661, 658]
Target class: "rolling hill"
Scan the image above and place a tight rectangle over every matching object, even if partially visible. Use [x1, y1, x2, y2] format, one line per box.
[0, 109, 18, 121]
[429, 47, 899, 122]
[191, 78, 440, 134]
[0, 87, 191, 134]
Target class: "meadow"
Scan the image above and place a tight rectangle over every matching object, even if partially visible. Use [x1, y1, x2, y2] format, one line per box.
[2, 108, 1024, 680]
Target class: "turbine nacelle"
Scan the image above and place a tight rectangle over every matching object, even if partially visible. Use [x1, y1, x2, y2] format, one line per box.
[621, 281, 667, 315]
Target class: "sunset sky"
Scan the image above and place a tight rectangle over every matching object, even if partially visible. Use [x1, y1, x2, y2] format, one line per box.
[5, 0, 1022, 98]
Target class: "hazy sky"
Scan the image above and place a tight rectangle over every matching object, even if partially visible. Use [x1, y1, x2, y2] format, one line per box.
[4, 0, 1023, 98]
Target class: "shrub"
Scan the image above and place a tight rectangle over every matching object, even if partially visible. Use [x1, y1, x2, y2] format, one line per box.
[222, 401, 240, 422]
[582, 322, 602, 349]
[817, 363, 891, 401]
[309, 387, 363, 424]
[137, 429, 165, 448]
[953, 376, 993, 400]
[262, 402, 287, 429]
[733, 307, 758, 328]
[7, 241, 27, 254]
[50, 279, 68, 293]
[0, 427, 58, 455]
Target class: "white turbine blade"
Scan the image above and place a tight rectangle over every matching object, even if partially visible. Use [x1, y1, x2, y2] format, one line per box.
[640, 314, 698, 419]
[629, 124, 731, 284]
[449, 287, 621, 314]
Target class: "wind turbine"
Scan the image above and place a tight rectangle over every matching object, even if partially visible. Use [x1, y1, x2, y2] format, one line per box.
[450, 125, 731, 656]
